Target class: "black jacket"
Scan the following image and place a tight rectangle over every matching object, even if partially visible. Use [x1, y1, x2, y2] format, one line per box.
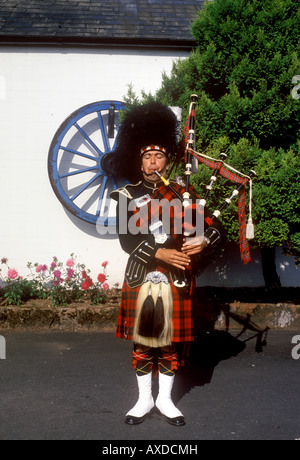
[111, 179, 223, 288]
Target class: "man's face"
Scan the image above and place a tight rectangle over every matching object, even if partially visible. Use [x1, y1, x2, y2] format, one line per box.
[141, 150, 169, 183]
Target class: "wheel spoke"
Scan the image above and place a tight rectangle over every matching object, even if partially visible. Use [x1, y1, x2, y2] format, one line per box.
[60, 146, 98, 162]
[110, 135, 118, 152]
[70, 172, 101, 201]
[96, 175, 108, 216]
[112, 177, 117, 189]
[74, 123, 103, 156]
[59, 166, 99, 179]
[97, 112, 109, 152]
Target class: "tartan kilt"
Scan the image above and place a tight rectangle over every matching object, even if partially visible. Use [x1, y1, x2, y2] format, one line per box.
[115, 273, 195, 344]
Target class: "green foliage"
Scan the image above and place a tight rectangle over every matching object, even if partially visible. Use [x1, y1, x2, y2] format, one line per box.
[253, 145, 300, 250]
[1, 278, 37, 306]
[289, 233, 300, 255]
[254, 218, 290, 247]
[148, 0, 300, 255]
[159, 0, 299, 149]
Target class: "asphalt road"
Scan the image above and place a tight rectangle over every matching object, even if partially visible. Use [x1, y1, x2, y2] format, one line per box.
[0, 328, 299, 441]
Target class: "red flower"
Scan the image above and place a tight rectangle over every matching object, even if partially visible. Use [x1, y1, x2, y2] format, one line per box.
[82, 270, 87, 279]
[82, 277, 93, 290]
[97, 273, 107, 283]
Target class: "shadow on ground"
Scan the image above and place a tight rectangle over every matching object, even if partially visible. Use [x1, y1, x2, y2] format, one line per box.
[170, 294, 269, 404]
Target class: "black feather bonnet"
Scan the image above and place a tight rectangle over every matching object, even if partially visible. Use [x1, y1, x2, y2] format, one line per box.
[102, 102, 179, 183]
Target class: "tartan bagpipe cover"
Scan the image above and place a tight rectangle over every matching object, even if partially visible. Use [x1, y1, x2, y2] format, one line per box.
[133, 181, 211, 247]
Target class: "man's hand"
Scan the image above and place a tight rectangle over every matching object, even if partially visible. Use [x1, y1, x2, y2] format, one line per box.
[181, 236, 208, 256]
[155, 248, 191, 270]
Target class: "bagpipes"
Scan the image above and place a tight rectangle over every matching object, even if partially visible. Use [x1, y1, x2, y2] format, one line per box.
[130, 95, 256, 290]
[150, 94, 256, 286]
[183, 95, 256, 260]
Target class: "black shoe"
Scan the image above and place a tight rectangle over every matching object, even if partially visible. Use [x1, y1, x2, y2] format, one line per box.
[125, 414, 145, 425]
[165, 415, 186, 426]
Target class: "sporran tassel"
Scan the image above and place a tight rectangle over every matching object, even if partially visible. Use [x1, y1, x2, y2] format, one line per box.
[138, 286, 155, 337]
[133, 275, 173, 347]
[153, 290, 164, 338]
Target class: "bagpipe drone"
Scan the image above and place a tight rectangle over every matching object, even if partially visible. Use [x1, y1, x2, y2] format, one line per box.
[106, 97, 256, 290]
[160, 94, 256, 265]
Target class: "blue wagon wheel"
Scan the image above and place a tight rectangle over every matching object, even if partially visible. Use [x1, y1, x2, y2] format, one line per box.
[48, 100, 126, 227]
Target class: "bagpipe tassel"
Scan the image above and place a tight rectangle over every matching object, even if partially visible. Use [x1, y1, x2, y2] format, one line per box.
[246, 216, 255, 240]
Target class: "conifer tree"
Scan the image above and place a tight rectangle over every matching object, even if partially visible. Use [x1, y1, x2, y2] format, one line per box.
[153, 0, 300, 289]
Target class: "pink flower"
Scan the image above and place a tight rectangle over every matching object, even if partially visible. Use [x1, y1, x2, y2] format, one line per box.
[1, 257, 8, 264]
[36, 264, 47, 273]
[51, 261, 57, 268]
[7, 268, 18, 280]
[102, 261, 108, 267]
[53, 278, 64, 285]
[67, 268, 74, 278]
[102, 282, 109, 291]
[97, 273, 107, 283]
[53, 270, 62, 278]
[66, 258, 75, 267]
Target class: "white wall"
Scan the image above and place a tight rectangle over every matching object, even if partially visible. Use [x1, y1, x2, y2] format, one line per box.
[0, 45, 298, 288]
[0, 46, 189, 286]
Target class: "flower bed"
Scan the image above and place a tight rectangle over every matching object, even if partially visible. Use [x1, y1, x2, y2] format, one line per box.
[0, 255, 120, 307]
